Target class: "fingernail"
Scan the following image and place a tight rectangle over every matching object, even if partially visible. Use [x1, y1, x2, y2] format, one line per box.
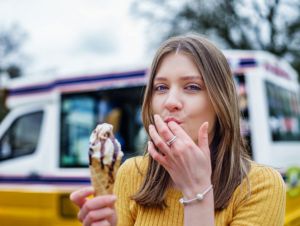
[83, 187, 94, 194]
[204, 122, 209, 133]
[111, 195, 117, 201]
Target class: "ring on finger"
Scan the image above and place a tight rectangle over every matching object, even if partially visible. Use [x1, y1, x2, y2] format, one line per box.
[166, 136, 177, 146]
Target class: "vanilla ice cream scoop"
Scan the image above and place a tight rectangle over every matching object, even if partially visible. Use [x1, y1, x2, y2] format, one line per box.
[89, 123, 123, 165]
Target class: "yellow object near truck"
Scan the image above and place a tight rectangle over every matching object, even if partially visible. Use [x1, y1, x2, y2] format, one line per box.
[1, 50, 300, 225]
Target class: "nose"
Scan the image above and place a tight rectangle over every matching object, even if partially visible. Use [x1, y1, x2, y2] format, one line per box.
[164, 89, 183, 112]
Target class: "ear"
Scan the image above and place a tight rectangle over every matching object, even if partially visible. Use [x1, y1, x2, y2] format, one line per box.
[198, 122, 210, 156]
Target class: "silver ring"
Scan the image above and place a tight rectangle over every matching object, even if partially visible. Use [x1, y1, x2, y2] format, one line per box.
[166, 136, 177, 146]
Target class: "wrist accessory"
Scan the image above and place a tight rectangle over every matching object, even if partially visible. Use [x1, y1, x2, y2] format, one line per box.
[179, 184, 213, 205]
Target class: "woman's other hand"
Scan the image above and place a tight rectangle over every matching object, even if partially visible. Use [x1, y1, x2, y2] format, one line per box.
[148, 114, 212, 198]
[70, 187, 117, 226]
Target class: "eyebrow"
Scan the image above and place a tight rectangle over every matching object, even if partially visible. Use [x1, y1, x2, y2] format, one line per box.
[154, 75, 203, 82]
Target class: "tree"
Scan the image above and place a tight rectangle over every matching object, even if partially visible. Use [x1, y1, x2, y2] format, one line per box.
[0, 88, 8, 121]
[132, 0, 300, 78]
[0, 24, 27, 121]
[0, 24, 27, 80]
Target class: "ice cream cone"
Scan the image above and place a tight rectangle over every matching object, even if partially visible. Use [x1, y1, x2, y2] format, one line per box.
[90, 157, 122, 195]
[89, 123, 124, 196]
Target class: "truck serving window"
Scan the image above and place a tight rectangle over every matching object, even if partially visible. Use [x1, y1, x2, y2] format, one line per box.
[60, 86, 146, 168]
[265, 81, 300, 141]
[0, 111, 43, 161]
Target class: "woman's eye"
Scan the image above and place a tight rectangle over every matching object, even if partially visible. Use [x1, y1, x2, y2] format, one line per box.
[185, 84, 201, 91]
[154, 84, 168, 92]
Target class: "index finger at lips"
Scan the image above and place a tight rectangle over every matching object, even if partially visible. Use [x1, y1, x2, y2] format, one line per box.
[149, 125, 169, 155]
[78, 195, 117, 222]
[154, 114, 175, 141]
[70, 186, 95, 208]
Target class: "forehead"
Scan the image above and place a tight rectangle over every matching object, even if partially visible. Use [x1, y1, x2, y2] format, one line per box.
[154, 52, 203, 80]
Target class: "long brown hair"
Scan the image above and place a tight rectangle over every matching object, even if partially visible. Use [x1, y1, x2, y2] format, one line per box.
[132, 34, 251, 210]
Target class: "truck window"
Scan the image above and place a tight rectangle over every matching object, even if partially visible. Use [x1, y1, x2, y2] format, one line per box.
[0, 111, 43, 161]
[60, 86, 146, 167]
[265, 81, 300, 141]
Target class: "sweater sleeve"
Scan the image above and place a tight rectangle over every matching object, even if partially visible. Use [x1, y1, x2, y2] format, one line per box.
[230, 165, 286, 226]
[114, 157, 144, 226]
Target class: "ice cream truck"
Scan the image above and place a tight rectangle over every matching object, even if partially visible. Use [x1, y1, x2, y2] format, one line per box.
[0, 50, 300, 225]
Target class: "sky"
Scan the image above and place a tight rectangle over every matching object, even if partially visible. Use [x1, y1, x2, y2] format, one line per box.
[0, 0, 150, 77]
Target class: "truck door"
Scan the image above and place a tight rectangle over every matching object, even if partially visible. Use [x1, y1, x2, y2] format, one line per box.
[0, 105, 48, 225]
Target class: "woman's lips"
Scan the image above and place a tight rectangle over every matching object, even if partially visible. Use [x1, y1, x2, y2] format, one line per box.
[164, 117, 182, 124]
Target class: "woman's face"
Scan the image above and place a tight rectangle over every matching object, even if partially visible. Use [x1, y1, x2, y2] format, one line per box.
[151, 52, 216, 143]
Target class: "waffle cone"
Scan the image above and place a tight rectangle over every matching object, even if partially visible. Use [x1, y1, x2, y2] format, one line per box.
[90, 157, 122, 196]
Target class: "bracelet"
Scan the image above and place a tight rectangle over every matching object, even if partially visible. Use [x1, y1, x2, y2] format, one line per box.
[179, 184, 213, 205]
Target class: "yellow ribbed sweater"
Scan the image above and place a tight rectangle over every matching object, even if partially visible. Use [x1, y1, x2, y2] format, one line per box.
[114, 156, 286, 226]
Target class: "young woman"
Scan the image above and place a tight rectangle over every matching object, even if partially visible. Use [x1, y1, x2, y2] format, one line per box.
[70, 34, 286, 226]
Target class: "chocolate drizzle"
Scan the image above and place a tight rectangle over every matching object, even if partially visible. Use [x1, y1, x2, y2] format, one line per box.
[100, 139, 106, 169]
[88, 147, 93, 165]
